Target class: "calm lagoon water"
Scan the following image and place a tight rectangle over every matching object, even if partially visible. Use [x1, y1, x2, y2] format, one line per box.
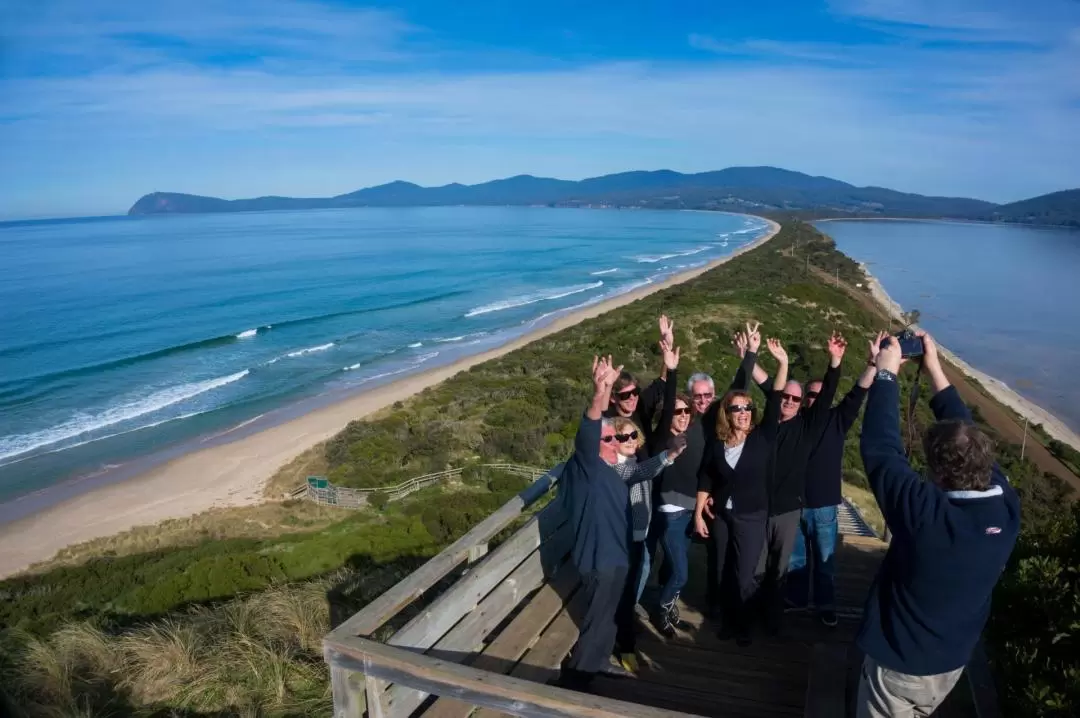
[815, 219, 1080, 433]
[0, 207, 769, 506]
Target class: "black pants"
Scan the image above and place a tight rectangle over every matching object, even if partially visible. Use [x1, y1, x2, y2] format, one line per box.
[615, 542, 645, 653]
[710, 510, 768, 629]
[756, 509, 801, 624]
[565, 566, 629, 680]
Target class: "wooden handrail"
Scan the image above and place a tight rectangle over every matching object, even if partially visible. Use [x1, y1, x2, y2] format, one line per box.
[324, 635, 709, 718]
[330, 464, 562, 639]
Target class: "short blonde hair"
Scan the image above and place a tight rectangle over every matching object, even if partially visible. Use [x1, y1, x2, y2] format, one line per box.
[611, 416, 644, 450]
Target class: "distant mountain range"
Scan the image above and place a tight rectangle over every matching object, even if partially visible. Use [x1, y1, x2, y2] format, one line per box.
[128, 166, 1080, 227]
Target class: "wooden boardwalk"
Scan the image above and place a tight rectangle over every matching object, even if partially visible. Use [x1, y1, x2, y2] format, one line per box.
[323, 470, 977, 718]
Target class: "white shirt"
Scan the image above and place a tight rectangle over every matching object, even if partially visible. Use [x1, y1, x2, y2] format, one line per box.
[723, 441, 745, 510]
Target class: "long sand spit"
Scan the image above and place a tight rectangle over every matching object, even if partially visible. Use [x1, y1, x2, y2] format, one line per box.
[0, 219, 780, 579]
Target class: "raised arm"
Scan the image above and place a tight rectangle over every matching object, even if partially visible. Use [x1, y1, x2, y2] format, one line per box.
[731, 322, 771, 391]
[576, 356, 621, 455]
[835, 332, 885, 433]
[760, 338, 790, 441]
[860, 336, 933, 535]
[651, 340, 680, 451]
[803, 332, 845, 428]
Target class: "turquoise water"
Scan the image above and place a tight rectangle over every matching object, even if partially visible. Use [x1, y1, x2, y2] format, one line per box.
[815, 219, 1080, 433]
[0, 207, 769, 506]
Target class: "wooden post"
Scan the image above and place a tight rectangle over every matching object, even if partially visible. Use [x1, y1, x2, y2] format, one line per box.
[330, 664, 366, 718]
[1020, 416, 1029, 461]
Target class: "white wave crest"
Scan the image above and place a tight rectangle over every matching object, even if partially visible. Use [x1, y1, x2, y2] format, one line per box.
[636, 246, 710, 263]
[236, 329, 257, 339]
[590, 268, 619, 276]
[286, 342, 334, 358]
[0, 370, 249, 462]
[465, 281, 604, 318]
[434, 335, 465, 343]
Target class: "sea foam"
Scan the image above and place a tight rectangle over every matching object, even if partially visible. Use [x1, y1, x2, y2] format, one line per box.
[465, 281, 604, 317]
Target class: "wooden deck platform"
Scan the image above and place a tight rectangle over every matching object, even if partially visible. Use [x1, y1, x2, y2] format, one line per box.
[323, 469, 978, 718]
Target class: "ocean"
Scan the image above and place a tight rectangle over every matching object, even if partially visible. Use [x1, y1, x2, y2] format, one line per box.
[0, 206, 769, 508]
[815, 219, 1080, 433]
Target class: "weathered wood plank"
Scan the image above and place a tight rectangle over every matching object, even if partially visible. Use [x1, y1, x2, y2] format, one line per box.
[421, 567, 582, 718]
[387, 501, 567, 652]
[367, 676, 388, 718]
[331, 466, 561, 638]
[331, 664, 366, 718]
[325, 636, 709, 718]
[384, 526, 573, 718]
[804, 643, 848, 718]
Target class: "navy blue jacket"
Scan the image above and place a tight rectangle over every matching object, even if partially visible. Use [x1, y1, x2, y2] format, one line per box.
[805, 382, 868, 509]
[561, 413, 660, 575]
[858, 378, 1020, 676]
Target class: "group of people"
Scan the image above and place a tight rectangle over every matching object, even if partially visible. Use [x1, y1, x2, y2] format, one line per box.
[557, 315, 1020, 718]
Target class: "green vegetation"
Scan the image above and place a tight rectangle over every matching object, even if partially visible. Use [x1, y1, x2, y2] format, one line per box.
[1, 218, 1077, 715]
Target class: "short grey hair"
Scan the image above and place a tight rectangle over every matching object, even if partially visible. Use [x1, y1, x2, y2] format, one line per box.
[687, 372, 715, 393]
[601, 417, 616, 430]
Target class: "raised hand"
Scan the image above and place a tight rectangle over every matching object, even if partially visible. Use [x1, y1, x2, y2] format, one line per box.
[828, 332, 848, 359]
[659, 314, 675, 347]
[766, 337, 788, 363]
[660, 339, 681, 371]
[732, 331, 748, 358]
[592, 355, 622, 391]
[746, 321, 762, 353]
[868, 331, 889, 362]
[875, 336, 902, 375]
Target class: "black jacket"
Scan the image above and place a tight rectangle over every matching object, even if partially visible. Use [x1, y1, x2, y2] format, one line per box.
[736, 362, 841, 516]
[697, 386, 782, 515]
[805, 382, 868, 508]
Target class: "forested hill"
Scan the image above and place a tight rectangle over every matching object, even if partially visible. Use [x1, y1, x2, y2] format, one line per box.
[128, 166, 1000, 219]
[972, 188, 1080, 228]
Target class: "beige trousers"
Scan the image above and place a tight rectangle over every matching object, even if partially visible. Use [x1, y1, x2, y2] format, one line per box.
[856, 655, 964, 718]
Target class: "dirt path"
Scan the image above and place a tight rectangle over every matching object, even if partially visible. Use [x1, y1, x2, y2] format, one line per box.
[807, 264, 1080, 494]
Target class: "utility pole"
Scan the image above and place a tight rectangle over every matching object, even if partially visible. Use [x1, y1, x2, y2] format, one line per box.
[1021, 416, 1029, 461]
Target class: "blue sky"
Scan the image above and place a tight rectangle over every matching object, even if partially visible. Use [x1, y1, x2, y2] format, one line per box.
[2, 0, 1079, 218]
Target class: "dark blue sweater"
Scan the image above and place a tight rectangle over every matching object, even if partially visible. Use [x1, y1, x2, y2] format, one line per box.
[858, 378, 1020, 676]
[804, 383, 868, 509]
[561, 413, 657, 575]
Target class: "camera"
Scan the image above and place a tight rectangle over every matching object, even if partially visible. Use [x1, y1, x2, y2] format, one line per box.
[880, 329, 924, 358]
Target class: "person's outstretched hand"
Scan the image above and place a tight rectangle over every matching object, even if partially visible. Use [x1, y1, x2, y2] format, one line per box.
[660, 338, 681, 371]
[592, 354, 622, 392]
[659, 314, 675, 347]
[875, 336, 902, 375]
[766, 337, 787, 363]
[746, 321, 762, 353]
[868, 331, 889, 363]
[732, 331, 748, 358]
[827, 331, 848, 366]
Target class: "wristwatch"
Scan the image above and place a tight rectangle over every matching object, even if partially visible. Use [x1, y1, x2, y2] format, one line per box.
[876, 368, 897, 383]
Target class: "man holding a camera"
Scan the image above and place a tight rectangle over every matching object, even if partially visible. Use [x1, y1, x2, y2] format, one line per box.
[857, 331, 1020, 717]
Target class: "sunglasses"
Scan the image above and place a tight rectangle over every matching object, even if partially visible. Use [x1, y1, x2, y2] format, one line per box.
[615, 431, 639, 442]
[615, 387, 640, 400]
[726, 403, 754, 414]
[601, 435, 617, 443]
[673, 408, 692, 416]
[780, 392, 803, 403]
[806, 391, 820, 399]
[692, 392, 714, 401]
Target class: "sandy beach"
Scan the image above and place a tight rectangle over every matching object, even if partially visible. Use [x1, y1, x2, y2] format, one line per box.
[0, 219, 780, 578]
[861, 263, 1080, 451]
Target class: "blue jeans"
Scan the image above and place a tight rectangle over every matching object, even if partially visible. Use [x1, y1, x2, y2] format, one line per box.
[657, 509, 693, 606]
[786, 505, 838, 610]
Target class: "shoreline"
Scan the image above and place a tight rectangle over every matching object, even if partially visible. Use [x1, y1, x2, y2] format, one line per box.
[0, 218, 780, 579]
[860, 263, 1080, 451]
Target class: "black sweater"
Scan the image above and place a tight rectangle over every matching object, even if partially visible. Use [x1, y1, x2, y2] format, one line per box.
[804, 382, 868, 508]
[697, 388, 782, 515]
[736, 362, 841, 516]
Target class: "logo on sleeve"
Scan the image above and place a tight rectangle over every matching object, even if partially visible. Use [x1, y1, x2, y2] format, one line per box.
[985, 526, 1002, 535]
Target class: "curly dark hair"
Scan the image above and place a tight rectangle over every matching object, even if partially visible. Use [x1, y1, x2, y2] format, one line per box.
[923, 420, 994, 491]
